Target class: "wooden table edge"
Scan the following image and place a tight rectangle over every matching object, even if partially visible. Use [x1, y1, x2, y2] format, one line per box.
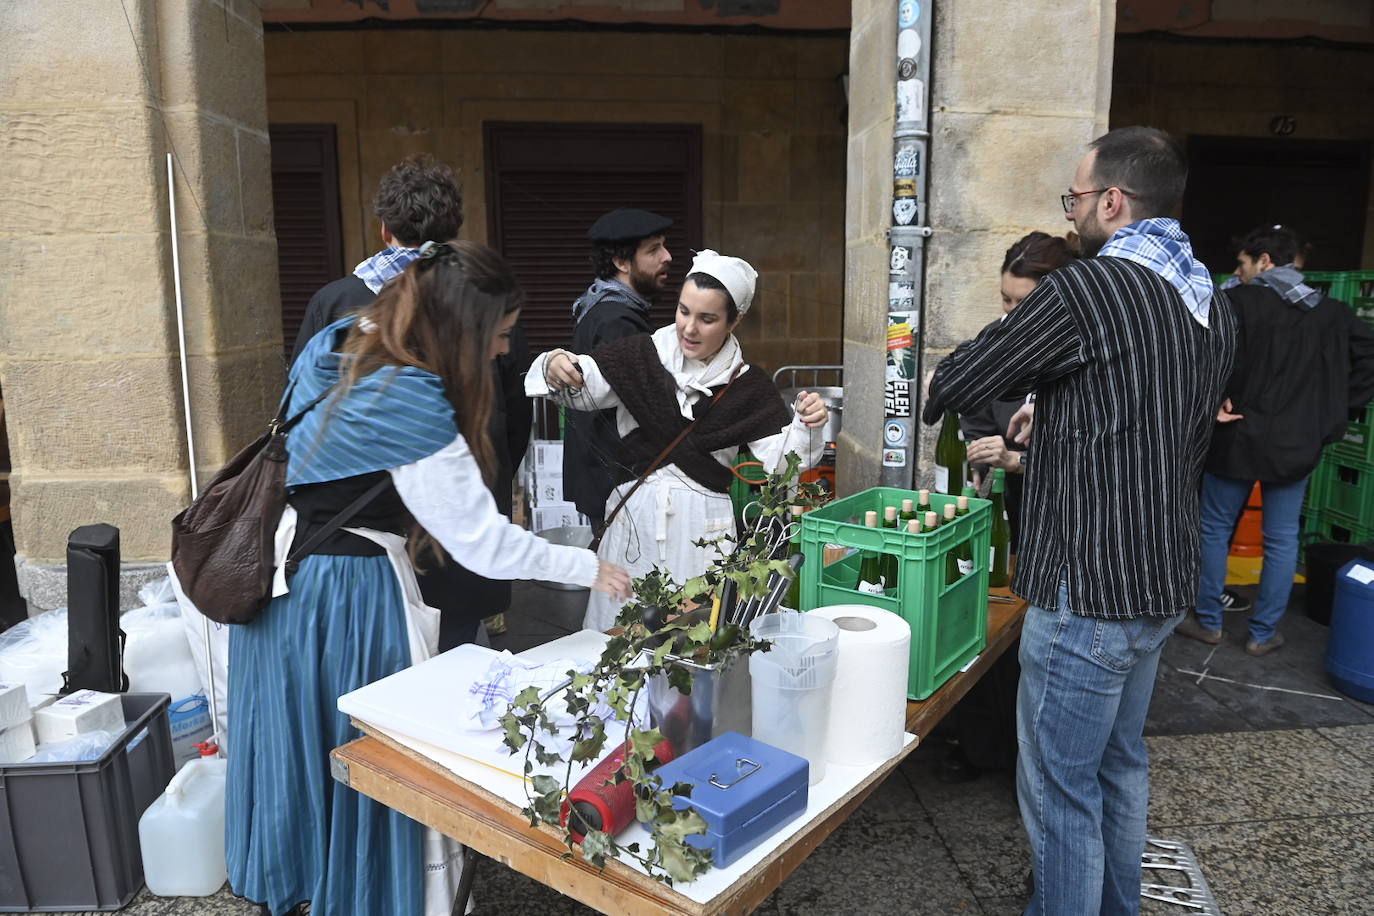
[331, 725, 919, 915]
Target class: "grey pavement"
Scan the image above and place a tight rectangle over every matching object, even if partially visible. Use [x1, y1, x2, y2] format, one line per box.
[74, 581, 1374, 914]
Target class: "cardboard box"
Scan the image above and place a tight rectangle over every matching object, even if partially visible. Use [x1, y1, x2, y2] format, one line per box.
[0, 682, 30, 731]
[530, 474, 566, 506]
[34, 689, 126, 744]
[531, 504, 584, 533]
[531, 440, 564, 475]
[0, 720, 36, 764]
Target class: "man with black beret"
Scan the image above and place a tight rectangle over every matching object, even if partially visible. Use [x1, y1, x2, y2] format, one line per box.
[564, 208, 674, 527]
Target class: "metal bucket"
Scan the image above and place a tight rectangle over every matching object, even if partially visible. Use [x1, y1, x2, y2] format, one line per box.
[534, 525, 593, 591]
[647, 653, 752, 755]
[779, 385, 843, 443]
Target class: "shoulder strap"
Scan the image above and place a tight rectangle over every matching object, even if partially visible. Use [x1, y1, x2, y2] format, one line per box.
[283, 476, 392, 575]
[589, 363, 746, 552]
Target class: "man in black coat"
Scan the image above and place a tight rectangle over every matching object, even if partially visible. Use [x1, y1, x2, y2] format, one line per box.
[1178, 225, 1374, 656]
[563, 208, 674, 526]
[290, 154, 532, 650]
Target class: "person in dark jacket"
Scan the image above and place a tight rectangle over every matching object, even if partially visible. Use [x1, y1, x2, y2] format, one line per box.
[563, 208, 674, 526]
[1177, 225, 1374, 656]
[289, 154, 532, 649]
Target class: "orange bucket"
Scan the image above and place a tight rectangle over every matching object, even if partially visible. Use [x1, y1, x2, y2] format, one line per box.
[1229, 483, 1264, 557]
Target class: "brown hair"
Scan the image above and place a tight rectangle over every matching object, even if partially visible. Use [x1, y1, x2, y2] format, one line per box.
[373, 154, 464, 246]
[340, 240, 522, 486]
[1001, 231, 1078, 280]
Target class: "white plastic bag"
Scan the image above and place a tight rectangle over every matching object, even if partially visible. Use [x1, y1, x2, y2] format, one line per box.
[165, 565, 231, 756]
[0, 608, 69, 702]
[26, 728, 120, 763]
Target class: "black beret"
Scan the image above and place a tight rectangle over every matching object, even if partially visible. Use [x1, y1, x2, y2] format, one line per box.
[587, 208, 673, 243]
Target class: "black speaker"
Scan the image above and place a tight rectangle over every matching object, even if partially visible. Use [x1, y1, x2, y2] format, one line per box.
[62, 524, 127, 694]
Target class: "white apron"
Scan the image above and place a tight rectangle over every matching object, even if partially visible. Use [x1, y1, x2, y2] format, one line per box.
[583, 466, 735, 632]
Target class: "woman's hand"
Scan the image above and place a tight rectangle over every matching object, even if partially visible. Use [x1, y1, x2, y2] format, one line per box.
[966, 435, 1023, 473]
[592, 560, 633, 602]
[544, 350, 585, 392]
[795, 390, 829, 429]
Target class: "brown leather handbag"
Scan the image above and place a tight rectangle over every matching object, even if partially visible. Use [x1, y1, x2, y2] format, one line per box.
[170, 385, 332, 624]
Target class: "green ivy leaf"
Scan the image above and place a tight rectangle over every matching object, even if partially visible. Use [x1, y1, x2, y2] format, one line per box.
[629, 728, 666, 760]
[657, 806, 709, 842]
[513, 685, 542, 707]
[581, 828, 614, 869]
[570, 718, 607, 763]
[500, 712, 528, 753]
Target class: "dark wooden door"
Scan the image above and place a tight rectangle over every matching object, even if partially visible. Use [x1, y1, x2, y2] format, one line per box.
[484, 122, 703, 354]
[1183, 136, 1371, 272]
[269, 124, 344, 354]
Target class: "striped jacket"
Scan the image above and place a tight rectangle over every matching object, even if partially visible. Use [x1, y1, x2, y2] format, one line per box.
[924, 257, 1237, 619]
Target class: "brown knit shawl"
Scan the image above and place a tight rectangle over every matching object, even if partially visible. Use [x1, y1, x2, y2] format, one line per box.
[592, 334, 791, 492]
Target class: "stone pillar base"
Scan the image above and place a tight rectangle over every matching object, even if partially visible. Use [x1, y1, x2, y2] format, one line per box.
[14, 555, 169, 616]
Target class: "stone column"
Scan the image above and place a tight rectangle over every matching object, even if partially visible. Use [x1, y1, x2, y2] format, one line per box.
[0, 0, 283, 611]
[841, 0, 1116, 493]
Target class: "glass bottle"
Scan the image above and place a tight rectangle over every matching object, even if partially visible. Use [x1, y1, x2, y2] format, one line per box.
[989, 468, 1011, 588]
[943, 503, 973, 584]
[856, 510, 885, 595]
[881, 505, 900, 594]
[934, 411, 967, 495]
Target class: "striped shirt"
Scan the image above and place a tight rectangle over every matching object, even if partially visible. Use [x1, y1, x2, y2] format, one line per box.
[924, 257, 1237, 619]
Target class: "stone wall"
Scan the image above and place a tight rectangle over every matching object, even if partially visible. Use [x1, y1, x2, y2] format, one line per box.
[1112, 36, 1374, 268]
[263, 28, 849, 374]
[839, 0, 1116, 495]
[0, 0, 282, 607]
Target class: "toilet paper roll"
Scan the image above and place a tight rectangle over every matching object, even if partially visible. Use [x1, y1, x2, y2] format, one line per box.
[810, 605, 911, 767]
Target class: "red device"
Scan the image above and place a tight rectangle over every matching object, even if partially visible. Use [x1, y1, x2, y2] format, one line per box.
[560, 738, 676, 842]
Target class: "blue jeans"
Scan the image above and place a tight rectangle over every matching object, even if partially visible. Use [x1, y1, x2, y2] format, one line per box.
[1195, 472, 1308, 642]
[1017, 583, 1178, 916]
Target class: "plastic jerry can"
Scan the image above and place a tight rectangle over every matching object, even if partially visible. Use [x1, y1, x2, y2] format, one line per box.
[138, 742, 228, 896]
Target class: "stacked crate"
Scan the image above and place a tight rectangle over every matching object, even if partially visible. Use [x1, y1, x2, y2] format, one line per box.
[1303, 271, 1374, 545]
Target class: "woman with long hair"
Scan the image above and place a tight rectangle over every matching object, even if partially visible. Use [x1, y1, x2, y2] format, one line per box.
[962, 231, 1078, 539]
[526, 249, 829, 632]
[226, 241, 630, 915]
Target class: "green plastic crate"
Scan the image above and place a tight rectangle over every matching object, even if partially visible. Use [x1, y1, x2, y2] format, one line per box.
[1304, 460, 1331, 513]
[1350, 296, 1374, 327]
[798, 486, 989, 700]
[1334, 270, 1374, 304]
[1329, 404, 1374, 466]
[1305, 509, 1374, 546]
[1319, 455, 1374, 528]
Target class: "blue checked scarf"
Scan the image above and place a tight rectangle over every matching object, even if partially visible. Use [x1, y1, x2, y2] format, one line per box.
[1098, 218, 1215, 327]
[353, 245, 422, 294]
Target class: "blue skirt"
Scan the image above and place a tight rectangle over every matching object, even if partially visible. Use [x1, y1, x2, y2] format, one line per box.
[226, 554, 423, 916]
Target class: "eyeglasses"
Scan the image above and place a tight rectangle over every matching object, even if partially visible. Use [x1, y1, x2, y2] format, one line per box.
[1061, 188, 1137, 214]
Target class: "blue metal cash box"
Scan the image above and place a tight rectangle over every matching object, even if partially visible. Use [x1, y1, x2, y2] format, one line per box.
[653, 731, 809, 869]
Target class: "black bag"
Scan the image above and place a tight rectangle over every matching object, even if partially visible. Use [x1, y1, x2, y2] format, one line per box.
[170, 386, 384, 624]
[1302, 535, 1374, 626]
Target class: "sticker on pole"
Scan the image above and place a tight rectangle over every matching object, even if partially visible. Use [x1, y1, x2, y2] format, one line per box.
[894, 148, 919, 178]
[885, 379, 912, 417]
[893, 198, 917, 225]
[889, 281, 915, 311]
[884, 420, 910, 447]
[899, 0, 920, 29]
[890, 246, 912, 273]
[883, 448, 908, 468]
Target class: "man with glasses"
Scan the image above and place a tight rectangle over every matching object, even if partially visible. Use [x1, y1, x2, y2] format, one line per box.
[924, 126, 1236, 915]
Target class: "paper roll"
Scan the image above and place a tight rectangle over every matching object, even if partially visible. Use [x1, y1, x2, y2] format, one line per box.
[810, 605, 911, 767]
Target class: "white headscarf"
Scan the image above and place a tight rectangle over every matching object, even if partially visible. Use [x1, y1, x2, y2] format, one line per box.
[688, 249, 758, 315]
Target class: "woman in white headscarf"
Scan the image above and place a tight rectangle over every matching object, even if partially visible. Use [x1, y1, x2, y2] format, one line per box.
[526, 250, 830, 630]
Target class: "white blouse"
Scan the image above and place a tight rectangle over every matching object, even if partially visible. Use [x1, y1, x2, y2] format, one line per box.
[389, 433, 598, 587]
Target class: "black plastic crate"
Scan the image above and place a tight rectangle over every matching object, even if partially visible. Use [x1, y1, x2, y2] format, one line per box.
[0, 694, 173, 912]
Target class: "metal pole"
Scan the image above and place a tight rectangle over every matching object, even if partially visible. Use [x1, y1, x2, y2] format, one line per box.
[167, 153, 221, 752]
[167, 154, 198, 502]
[880, 0, 934, 488]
